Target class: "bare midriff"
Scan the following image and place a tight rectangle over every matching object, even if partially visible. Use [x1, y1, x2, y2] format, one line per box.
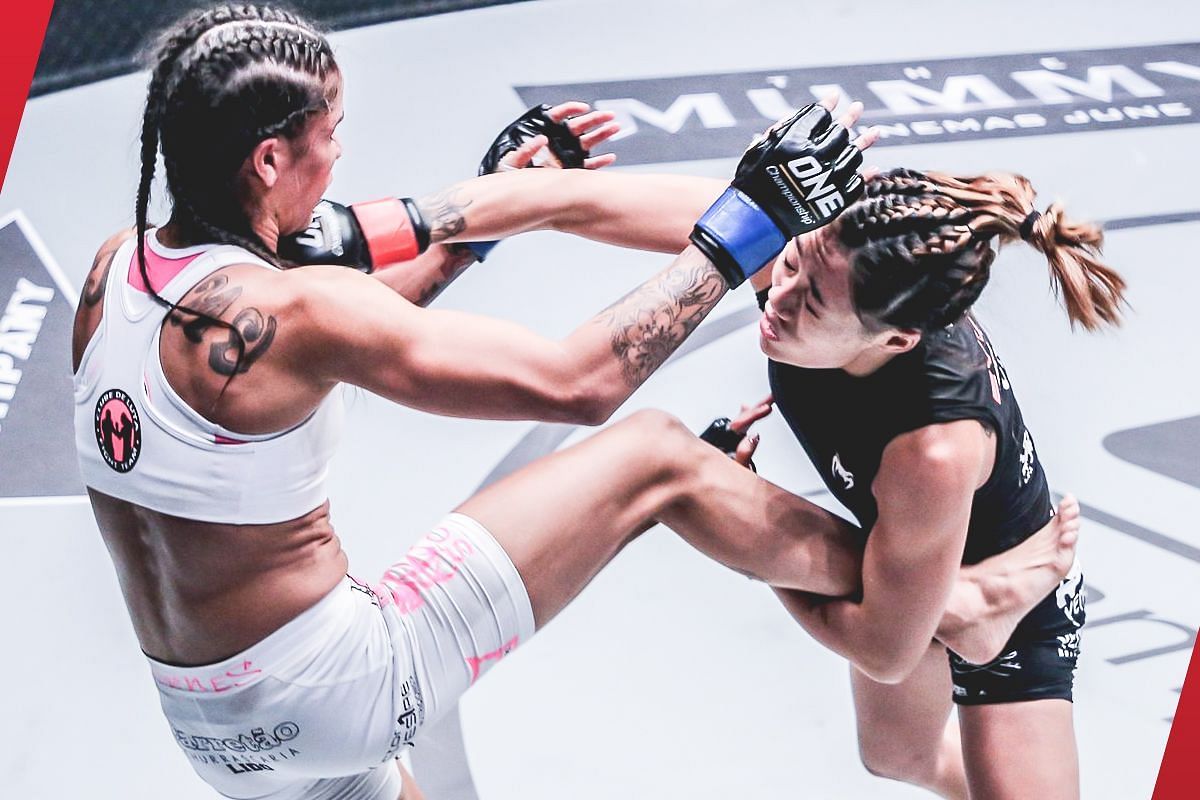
[89, 488, 348, 667]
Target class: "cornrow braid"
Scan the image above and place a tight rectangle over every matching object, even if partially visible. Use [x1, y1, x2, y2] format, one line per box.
[133, 5, 337, 410]
[135, 5, 307, 288]
[838, 168, 1126, 332]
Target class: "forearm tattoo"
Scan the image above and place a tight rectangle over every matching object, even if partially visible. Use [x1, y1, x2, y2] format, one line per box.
[170, 274, 278, 377]
[596, 252, 727, 387]
[416, 188, 471, 243]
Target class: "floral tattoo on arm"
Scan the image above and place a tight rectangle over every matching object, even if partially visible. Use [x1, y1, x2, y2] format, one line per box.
[596, 250, 727, 387]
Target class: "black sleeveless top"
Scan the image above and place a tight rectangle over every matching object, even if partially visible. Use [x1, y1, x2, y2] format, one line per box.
[766, 310, 1052, 564]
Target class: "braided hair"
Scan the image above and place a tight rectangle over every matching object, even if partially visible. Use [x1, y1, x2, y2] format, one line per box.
[837, 168, 1126, 333]
[133, 4, 337, 400]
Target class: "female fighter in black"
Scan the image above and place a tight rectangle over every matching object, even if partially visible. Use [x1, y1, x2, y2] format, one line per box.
[711, 169, 1120, 799]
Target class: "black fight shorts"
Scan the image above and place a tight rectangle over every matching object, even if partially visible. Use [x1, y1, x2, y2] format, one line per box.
[948, 559, 1085, 706]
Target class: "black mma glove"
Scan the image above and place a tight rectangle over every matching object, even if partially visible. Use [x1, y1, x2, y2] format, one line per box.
[690, 104, 864, 288]
[467, 103, 592, 261]
[278, 198, 431, 273]
[477, 103, 589, 175]
[699, 417, 755, 472]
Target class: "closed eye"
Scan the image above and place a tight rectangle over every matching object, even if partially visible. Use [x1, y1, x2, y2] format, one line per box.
[809, 277, 825, 308]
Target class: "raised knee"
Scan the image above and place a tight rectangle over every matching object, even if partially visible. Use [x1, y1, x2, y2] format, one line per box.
[605, 409, 706, 499]
[616, 408, 695, 453]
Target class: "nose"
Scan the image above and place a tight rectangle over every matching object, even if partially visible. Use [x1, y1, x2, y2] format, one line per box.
[769, 259, 806, 319]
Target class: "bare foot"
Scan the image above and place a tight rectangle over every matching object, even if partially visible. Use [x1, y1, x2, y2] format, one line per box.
[937, 495, 1080, 663]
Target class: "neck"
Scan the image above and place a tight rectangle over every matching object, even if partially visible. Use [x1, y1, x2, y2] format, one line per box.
[158, 208, 279, 254]
[844, 338, 916, 376]
[250, 214, 281, 254]
[842, 345, 903, 377]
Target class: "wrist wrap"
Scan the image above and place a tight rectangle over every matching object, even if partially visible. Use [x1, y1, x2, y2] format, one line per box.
[351, 197, 431, 267]
[690, 188, 788, 288]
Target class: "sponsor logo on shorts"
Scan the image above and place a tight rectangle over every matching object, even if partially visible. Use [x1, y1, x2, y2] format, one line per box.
[1019, 430, 1036, 487]
[1058, 632, 1082, 660]
[175, 721, 299, 754]
[466, 636, 520, 684]
[226, 762, 275, 774]
[1056, 568, 1086, 627]
[383, 675, 426, 762]
[172, 721, 304, 774]
[94, 388, 141, 472]
[516, 43, 1200, 166]
[373, 525, 477, 614]
[154, 659, 263, 693]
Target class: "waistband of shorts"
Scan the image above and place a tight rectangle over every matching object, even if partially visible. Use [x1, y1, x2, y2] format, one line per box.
[146, 576, 360, 697]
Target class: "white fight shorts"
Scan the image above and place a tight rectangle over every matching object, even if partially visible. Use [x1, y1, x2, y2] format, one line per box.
[147, 513, 535, 800]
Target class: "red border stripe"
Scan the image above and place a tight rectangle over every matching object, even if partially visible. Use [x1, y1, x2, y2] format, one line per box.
[0, 1, 55, 193]
[1154, 635, 1200, 798]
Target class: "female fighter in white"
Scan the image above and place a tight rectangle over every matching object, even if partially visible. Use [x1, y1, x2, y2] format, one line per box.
[71, 6, 1076, 798]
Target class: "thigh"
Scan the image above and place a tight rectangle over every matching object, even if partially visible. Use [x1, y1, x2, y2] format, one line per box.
[458, 409, 864, 629]
[852, 642, 955, 769]
[952, 578, 1084, 799]
[455, 410, 686, 629]
[959, 699, 1078, 800]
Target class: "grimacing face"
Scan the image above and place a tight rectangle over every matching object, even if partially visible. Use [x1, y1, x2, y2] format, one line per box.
[758, 226, 914, 373]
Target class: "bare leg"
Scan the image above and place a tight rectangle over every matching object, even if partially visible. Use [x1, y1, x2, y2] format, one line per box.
[938, 497, 1080, 664]
[851, 643, 969, 799]
[455, 409, 863, 629]
[397, 761, 426, 800]
[780, 499, 1078, 799]
[960, 700, 1079, 800]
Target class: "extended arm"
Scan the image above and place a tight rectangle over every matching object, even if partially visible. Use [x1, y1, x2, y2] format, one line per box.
[774, 422, 990, 683]
[415, 169, 724, 254]
[288, 244, 726, 424]
[286, 104, 867, 422]
[252, 104, 866, 428]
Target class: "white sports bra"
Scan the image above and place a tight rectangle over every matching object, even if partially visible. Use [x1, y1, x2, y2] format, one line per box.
[73, 232, 344, 524]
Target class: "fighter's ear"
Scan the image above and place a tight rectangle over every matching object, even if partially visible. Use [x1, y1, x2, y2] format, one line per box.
[245, 137, 286, 188]
[881, 328, 921, 354]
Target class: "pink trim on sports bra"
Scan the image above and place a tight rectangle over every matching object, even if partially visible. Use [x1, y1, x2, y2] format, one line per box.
[213, 434, 249, 445]
[127, 241, 203, 295]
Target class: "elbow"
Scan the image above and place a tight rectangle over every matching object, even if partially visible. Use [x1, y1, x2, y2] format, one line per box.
[546, 368, 619, 426]
[553, 383, 616, 426]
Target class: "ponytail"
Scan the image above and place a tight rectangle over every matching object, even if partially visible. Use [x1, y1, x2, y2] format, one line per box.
[845, 169, 1127, 332]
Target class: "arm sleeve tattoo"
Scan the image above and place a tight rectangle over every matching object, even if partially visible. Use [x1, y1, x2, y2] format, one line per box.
[595, 251, 727, 387]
